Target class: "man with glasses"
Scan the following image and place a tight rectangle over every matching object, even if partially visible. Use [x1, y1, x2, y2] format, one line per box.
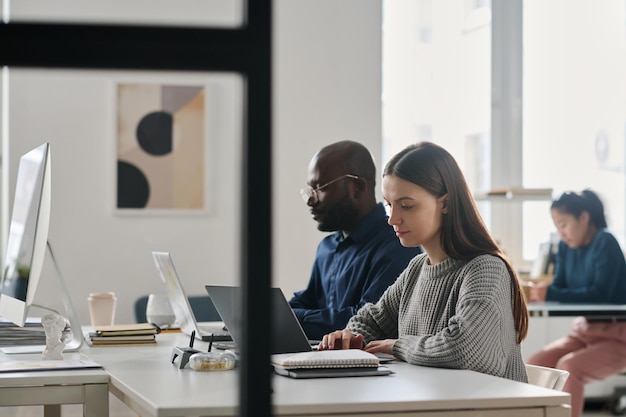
[289, 140, 422, 340]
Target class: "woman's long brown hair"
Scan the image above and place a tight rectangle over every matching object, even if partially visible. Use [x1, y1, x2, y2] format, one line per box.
[384, 141, 528, 342]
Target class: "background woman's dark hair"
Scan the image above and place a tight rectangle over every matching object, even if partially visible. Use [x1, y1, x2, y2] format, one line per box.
[551, 189, 607, 229]
[383, 141, 528, 342]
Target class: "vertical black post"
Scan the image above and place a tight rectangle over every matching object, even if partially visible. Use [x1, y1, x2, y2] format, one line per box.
[0, 1, 275, 414]
[241, 2, 273, 417]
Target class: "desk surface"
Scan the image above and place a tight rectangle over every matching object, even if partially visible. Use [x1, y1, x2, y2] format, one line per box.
[0, 350, 110, 417]
[528, 302, 626, 319]
[528, 302, 626, 312]
[0, 351, 109, 387]
[82, 332, 570, 417]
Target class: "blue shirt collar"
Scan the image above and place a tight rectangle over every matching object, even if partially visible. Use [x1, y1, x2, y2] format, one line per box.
[333, 203, 388, 245]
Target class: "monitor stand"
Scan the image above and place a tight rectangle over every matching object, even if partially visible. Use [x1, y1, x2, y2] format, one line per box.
[1, 241, 83, 354]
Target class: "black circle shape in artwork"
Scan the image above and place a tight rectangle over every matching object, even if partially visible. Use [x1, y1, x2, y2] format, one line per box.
[117, 161, 150, 208]
[136, 111, 173, 156]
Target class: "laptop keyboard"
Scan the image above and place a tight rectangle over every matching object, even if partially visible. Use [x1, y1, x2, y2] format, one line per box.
[213, 341, 236, 350]
[213, 340, 320, 351]
[197, 325, 232, 342]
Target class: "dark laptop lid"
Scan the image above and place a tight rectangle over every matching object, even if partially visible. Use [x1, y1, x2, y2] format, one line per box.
[205, 285, 312, 354]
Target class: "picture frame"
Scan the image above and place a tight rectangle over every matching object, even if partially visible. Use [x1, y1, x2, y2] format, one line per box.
[114, 80, 210, 214]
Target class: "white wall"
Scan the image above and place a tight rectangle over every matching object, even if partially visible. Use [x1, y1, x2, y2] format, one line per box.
[0, 1, 383, 325]
[274, 1, 383, 302]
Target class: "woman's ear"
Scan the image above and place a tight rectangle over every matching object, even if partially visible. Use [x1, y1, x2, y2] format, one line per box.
[440, 194, 449, 214]
[580, 210, 590, 225]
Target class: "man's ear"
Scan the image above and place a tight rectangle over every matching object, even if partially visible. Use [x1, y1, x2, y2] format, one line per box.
[350, 177, 367, 199]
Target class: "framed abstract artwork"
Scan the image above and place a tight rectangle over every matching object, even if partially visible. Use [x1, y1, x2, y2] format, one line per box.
[115, 82, 208, 213]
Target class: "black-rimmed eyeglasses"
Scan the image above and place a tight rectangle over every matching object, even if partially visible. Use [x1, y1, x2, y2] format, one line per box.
[300, 174, 359, 203]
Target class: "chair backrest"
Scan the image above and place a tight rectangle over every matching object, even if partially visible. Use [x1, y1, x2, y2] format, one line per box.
[525, 364, 570, 391]
[134, 295, 222, 323]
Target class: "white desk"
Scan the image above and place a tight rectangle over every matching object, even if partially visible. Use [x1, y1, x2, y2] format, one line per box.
[0, 351, 109, 417]
[528, 302, 626, 317]
[525, 302, 626, 403]
[82, 332, 570, 417]
[524, 302, 626, 360]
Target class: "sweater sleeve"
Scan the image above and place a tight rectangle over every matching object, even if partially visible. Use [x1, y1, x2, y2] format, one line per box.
[346, 255, 426, 341]
[290, 238, 418, 340]
[392, 256, 516, 378]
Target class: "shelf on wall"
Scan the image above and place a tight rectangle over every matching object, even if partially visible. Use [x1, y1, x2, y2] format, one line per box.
[474, 187, 553, 202]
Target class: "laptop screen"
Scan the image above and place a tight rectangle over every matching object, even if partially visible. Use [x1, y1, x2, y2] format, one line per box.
[205, 285, 312, 354]
[152, 252, 199, 334]
[152, 252, 231, 342]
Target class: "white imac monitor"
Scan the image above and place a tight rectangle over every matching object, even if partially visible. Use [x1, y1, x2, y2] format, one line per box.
[0, 143, 51, 327]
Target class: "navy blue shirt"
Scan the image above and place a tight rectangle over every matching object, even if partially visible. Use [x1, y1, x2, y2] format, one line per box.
[289, 203, 422, 339]
[547, 228, 626, 303]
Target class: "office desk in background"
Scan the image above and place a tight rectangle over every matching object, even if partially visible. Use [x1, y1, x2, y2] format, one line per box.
[525, 302, 626, 404]
[525, 302, 626, 355]
[528, 302, 626, 318]
[0, 351, 109, 417]
[82, 332, 570, 417]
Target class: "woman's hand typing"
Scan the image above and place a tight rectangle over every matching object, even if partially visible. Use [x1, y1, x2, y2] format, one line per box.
[363, 339, 396, 355]
[318, 329, 364, 350]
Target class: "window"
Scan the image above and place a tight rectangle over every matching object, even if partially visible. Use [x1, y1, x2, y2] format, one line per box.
[383, 0, 626, 269]
[523, 0, 626, 254]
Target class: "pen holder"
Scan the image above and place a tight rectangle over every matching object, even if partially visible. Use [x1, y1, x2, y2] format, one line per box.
[170, 346, 201, 369]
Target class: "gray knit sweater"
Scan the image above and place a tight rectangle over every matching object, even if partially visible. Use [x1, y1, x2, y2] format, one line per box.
[346, 253, 528, 382]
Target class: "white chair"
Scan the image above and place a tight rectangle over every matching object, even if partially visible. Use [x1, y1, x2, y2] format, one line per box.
[525, 363, 570, 391]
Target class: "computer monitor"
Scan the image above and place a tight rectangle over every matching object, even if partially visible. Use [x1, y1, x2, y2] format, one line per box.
[0, 143, 82, 354]
[0, 143, 51, 327]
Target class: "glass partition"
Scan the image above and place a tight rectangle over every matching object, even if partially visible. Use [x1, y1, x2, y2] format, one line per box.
[1, 67, 243, 330]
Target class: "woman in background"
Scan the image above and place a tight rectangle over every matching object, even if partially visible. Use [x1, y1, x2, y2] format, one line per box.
[528, 189, 626, 417]
[319, 141, 529, 382]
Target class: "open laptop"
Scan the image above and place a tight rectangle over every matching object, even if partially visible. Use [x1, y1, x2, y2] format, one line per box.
[205, 285, 317, 354]
[151, 252, 231, 342]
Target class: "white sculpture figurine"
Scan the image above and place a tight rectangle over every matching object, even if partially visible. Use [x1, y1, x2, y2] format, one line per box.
[41, 313, 66, 360]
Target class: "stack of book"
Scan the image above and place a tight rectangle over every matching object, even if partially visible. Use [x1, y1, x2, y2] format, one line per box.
[0, 318, 72, 347]
[86, 323, 159, 346]
[0, 320, 47, 346]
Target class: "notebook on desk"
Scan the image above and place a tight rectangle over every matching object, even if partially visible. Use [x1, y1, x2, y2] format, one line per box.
[270, 349, 393, 378]
[151, 252, 231, 342]
[205, 285, 318, 354]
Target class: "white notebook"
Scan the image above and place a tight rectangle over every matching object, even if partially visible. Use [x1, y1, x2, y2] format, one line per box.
[273, 365, 392, 379]
[271, 349, 380, 369]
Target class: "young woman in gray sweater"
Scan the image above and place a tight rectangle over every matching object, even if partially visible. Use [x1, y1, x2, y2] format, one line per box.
[319, 141, 529, 382]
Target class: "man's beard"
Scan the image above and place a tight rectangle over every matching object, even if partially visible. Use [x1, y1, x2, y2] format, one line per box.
[317, 195, 359, 232]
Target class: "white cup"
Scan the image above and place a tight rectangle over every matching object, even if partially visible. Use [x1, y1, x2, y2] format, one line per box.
[146, 294, 176, 328]
[87, 292, 117, 328]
